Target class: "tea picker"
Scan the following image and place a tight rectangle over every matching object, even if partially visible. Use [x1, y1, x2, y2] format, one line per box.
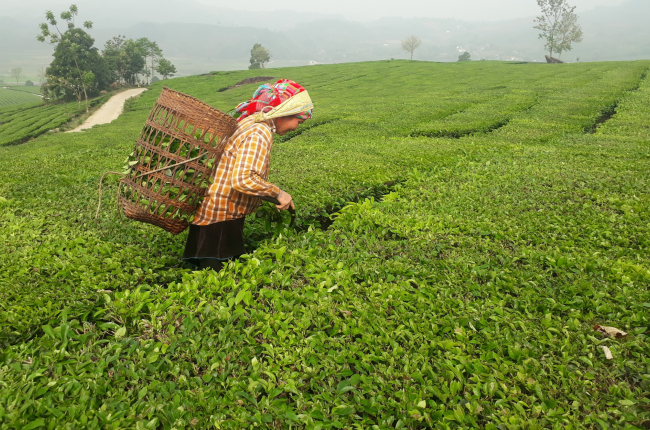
[97, 79, 313, 271]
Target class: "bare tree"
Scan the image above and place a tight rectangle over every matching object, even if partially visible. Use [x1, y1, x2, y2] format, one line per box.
[534, 0, 582, 59]
[11, 67, 23, 84]
[401, 35, 422, 61]
[37, 67, 46, 85]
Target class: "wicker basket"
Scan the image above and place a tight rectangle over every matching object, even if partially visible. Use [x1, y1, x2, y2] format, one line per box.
[119, 87, 238, 235]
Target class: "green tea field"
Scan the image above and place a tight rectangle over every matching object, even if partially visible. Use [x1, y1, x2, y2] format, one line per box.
[0, 85, 43, 95]
[0, 88, 42, 107]
[0, 94, 111, 147]
[1, 60, 649, 429]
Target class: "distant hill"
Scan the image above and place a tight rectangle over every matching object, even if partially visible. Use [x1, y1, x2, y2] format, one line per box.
[1, 0, 648, 79]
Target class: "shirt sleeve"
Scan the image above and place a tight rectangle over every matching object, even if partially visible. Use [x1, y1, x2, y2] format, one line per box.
[231, 128, 281, 198]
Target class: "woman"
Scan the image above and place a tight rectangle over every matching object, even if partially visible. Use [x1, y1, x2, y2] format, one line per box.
[182, 79, 313, 271]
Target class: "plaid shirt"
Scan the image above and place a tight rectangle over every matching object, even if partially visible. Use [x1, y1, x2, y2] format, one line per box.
[193, 116, 281, 225]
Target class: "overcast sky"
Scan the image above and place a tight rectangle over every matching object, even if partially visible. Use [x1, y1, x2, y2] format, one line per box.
[2, 0, 631, 25]
[196, 0, 628, 22]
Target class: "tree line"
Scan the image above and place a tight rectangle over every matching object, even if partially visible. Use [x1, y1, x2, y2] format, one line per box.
[37, 4, 177, 110]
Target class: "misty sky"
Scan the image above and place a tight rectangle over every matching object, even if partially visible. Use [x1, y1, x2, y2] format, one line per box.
[4, 0, 630, 23]
[195, 0, 628, 22]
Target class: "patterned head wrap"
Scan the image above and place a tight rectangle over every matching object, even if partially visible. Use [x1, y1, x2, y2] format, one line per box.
[234, 79, 313, 123]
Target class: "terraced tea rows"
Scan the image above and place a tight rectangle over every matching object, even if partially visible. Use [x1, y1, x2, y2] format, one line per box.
[0, 94, 110, 146]
[5, 86, 43, 95]
[0, 60, 648, 429]
[0, 88, 42, 107]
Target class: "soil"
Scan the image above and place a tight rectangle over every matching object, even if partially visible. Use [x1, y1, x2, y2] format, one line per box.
[217, 76, 274, 92]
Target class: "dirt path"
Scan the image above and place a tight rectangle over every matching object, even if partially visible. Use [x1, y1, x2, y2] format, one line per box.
[68, 88, 147, 133]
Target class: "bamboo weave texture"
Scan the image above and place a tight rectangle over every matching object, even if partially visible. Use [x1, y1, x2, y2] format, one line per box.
[119, 87, 238, 235]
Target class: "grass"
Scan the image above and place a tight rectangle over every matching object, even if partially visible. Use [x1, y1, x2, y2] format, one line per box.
[0, 60, 649, 429]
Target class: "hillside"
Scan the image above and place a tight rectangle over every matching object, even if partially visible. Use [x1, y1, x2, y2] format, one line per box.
[1, 61, 649, 428]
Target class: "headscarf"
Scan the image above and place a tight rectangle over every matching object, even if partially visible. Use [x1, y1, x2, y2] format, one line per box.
[234, 79, 313, 123]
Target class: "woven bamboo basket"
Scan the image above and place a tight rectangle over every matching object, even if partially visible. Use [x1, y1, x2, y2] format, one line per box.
[119, 87, 238, 235]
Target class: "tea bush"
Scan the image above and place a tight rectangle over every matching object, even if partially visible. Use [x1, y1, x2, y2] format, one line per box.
[1, 60, 649, 429]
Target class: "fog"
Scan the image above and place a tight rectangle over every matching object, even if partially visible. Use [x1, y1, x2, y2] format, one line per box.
[1, 0, 630, 23]
[194, 0, 628, 22]
[1, 0, 648, 80]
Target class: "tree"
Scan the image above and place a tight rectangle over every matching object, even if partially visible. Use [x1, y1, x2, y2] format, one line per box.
[103, 36, 147, 85]
[102, 35, 127, 84]
[401, 35, 422, 60]
[40, 27, 110, 109]
[136, 38, 162, 85]
[555, 12, 583, 59]
[534, 0, 583, 59]
[458, 52, 471, 62]
[156, 58, 176, 80]
[122, 39, 147, 84]
[37, 5, 108, 111]
[249, 43, 271, 69]
[37, 67, 46, 85]
[46, 73, 95, 109]
[10, 67, 23, 84]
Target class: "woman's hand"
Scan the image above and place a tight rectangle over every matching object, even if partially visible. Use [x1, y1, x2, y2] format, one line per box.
[275, 191, 295, 211]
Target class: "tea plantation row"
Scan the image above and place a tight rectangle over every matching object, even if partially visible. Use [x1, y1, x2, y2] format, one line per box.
[0, 88, 42, 107]
[4, 86, 44, 95]
[0, 60, 649, 429]
[0, 94, 111, 147]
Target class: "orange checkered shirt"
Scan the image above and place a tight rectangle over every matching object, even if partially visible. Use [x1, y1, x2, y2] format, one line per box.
[192, 116, 281, 225]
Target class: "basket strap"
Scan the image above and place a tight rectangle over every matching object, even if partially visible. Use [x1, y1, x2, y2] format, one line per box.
[95, 171, 124, 219]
